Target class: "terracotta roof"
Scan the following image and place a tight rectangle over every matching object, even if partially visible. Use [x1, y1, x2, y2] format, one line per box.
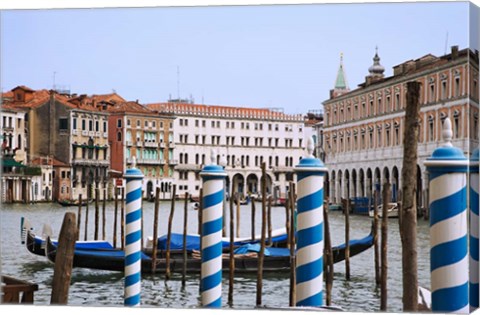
[12, 85, 35, 92]
[106, 101, 157, 115]
[146, 102, 303, 121]
[31, 156, 69, 167]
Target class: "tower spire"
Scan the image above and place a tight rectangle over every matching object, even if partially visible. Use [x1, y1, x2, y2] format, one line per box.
[331, 52, 350, 98]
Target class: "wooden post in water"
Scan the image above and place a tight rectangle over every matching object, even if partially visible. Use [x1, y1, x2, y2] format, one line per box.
[228, 184, 235, 307]
[345, 197, 351, 280]
[165, 184, 176, 280]
[400, 81, 420, 312]
[84, 190, 90, 241]
[182, 192, 189, 286]
[373, 190, 380, 286]
[236, 192, 241, 238]
[50, 212, 77, 305]
[141, 191, 144, 251]
[113, 188, 118, 248]
[267, 195, 272, 246]
[288, 182, 296, 307]
[94, 188, 99, 240]
[151, 187, 161, 274]
[198, 188, 203, 235]
[121, 187, 125, 250]
[251, 196, 256, 241]
[380, 182, 391, 311]
[256, 162, 267, 306]
[285, 184, 291, 249]
[323, 202, 334, 306]
[77, 194, 82, 241]
[102, 188, 106, 240]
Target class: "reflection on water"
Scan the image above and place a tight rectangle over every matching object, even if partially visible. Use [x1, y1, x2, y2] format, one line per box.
[0, 201, 430, 312]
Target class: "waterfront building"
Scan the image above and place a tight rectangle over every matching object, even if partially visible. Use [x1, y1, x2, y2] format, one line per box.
[322, 46, 479, 208]
[146, 101, 312, 199]
[3, 86, 111, 201]
[106, 100, 176, 199]
[0, 103, 33, 202]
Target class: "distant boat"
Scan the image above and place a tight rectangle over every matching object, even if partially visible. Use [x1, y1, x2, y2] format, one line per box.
[57, 199, 92, 207]
[369, 202, 399, 218]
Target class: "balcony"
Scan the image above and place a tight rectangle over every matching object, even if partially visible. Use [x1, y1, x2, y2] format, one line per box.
[136, 141, 143, 147]
[272, 166, 292, 173]
[144, 142, 157, 148]
[159, 142, 165, 148]
[169, 159, 178, 165]
[137, 159, 162, 165]
[81, 130, 88, 136]
[126, 141, 133, 146]
[72, 158, 110, 166]
[72, 129, 79, 135]
[103, 132, 108, 138]
[95, 131, 101, 137]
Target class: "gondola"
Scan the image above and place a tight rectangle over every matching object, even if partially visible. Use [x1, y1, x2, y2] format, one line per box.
[43, 226, 374, 274]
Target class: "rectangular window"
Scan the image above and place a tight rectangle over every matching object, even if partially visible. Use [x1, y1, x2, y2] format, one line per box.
[59, 118, 68, 131]
[73, 118, 77, 130]
[117, 119, 122, 128]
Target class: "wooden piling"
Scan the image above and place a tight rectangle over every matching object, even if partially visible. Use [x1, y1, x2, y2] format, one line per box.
[121, 187, 125, 250]
[165, 184, 176, 280]
[256, 162, 267, 306]
[113, 188, 118, 248]
[228, 184, 235, 307]
[198, 188, 203, 235]
[288, 182, 296, 307]
[94, 188, 99, 240]
[345, 198, 351, 280]
[50, 212, 77, 305]
[267, 195, 272, 246]
[400, 81, 421, 311]
[373, 190, 380, 286]
[251, 197, 256, 241]
[182, 192, 189, 286]
[151, 187, 161, 274]
[84, 191, 89, 241]
[285, 187, 291, 249]
[77, 194, 82, 241]
[102, 189, 106, 240]
[236, 192, 241, 238]
[380, 182, 391, 311]
[323, 202, 334, 306]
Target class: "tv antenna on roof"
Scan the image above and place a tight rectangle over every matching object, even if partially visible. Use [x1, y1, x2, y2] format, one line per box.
[177, 66, 180, 100]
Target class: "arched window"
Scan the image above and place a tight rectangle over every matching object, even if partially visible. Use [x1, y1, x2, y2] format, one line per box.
[117, 132, 122, 142]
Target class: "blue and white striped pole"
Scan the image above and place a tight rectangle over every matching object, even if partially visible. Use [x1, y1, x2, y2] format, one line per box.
[123, 156, 144, 306]
[199, 149, 227, 307]
[424, 117, 469, 313]
[470, 148, 479, 311]
[294, 137, 328, 307]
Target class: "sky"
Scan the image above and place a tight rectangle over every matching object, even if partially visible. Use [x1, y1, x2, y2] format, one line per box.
[0, 0, 477, 115]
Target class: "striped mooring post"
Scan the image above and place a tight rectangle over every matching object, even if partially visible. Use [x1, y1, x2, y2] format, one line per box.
[424, 117, 469, 313]
[123, 157, 144, 306]
[199, 149, 227, 307]
[470, 148, 479, 311]
[294, 137, 328, 306]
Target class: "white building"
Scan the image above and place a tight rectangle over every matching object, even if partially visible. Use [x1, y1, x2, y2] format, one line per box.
[147, 101, 319, 199]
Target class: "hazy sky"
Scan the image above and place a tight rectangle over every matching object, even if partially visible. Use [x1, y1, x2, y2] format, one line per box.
[0, 1, 475, 114]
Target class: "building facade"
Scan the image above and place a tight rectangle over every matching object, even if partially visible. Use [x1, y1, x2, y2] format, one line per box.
[107, 101, 175, 199]
[147, 101, 314, 199]
[322, 46, 479, 209]
[3, 86, 112, 201]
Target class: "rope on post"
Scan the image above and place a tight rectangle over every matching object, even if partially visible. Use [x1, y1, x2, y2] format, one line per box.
[294, 137, 328, 307]
[123, 157, 144, 307]
[424, 118, 469, 313]
[470, 148, 479, 312]
[199, 149, 226, 308]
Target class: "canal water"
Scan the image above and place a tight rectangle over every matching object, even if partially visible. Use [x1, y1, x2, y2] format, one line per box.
[0, 200, 430, 312]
